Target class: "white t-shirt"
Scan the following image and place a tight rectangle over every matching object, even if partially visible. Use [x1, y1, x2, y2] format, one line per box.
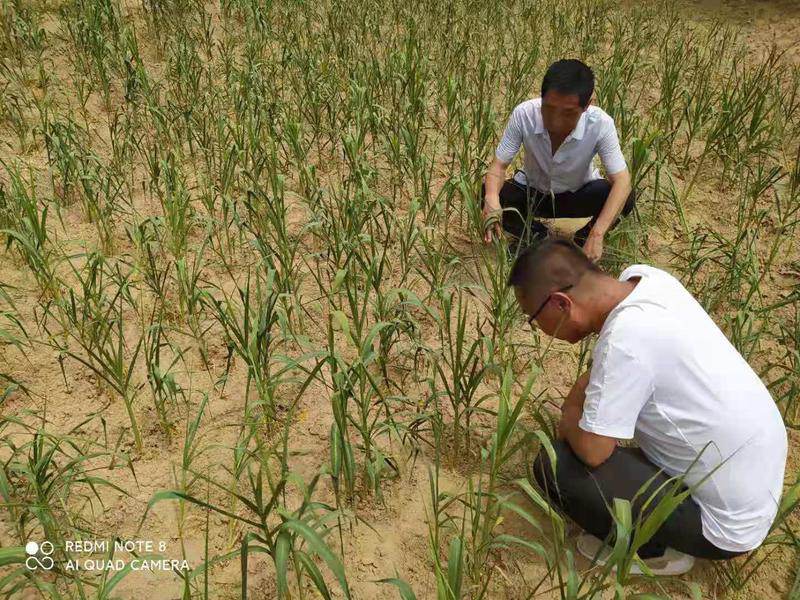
[579, 264, 788, 552]
[495, 98, 627, 194]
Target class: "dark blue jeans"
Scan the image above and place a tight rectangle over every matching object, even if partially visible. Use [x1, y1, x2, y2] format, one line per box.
[533, 440, 745, 560]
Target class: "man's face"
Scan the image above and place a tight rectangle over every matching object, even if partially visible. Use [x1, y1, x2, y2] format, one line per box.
[515, 286, 588, 344]
[541, 90, 586, 137]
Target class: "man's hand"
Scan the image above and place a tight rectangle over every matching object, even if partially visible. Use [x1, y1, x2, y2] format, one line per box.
[483, 198, 502, 243]
[583, 230, 604, 262]
[584, 168, 631, 261]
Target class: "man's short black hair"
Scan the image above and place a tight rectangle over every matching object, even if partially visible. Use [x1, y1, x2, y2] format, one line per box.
[541, 59, 595, 108]
[507, 238, 602, 305]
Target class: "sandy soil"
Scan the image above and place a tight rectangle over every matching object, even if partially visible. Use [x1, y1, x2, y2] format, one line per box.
[686, 0, 800, 64]
[0, 1, 798, 599]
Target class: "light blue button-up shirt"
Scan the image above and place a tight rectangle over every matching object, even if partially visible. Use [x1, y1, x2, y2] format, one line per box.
[495, 98, 627, 194]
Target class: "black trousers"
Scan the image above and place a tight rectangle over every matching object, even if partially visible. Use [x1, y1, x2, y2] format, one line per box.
[482, 174, 636, 246]
[533, 440, 744, 560]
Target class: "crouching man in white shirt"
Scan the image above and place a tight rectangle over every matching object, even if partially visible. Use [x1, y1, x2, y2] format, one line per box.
[482, 59, 634, 262]
[509, 238, 788, 575]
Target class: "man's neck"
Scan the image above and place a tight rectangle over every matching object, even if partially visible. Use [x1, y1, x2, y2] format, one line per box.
[548, 131, 567, 155]
[588, 278, 640, 334]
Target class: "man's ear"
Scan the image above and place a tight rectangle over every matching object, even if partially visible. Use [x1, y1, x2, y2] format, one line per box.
[552, 293, 571, 312]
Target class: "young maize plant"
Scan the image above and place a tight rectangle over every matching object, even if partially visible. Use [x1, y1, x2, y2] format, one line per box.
[458, 367, 551, 597]
[0, 416, 134, 597]
[144, 357, 351, 600]
[143, 312, 186, 441]
[242, 163, 302, 331]
[61, 0, 127, 110]
[0, 0, 798, 598]
[424, 460, 464, 600]
[0, 163, 61, 298]
[0, 283, 29, 402]
[152, 150, 194, 261]
[41, 117, 84, 207]
[40, 114, 122, 252]
[42, 253, 144, 452]
[202, 266, 290, 434]
[174, 237, 213, 365]
[427, 285, 494, 461]
[325, 276, 403, 505]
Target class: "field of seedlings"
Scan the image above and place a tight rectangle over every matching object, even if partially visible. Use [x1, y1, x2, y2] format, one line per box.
[0, 0, 798, 598]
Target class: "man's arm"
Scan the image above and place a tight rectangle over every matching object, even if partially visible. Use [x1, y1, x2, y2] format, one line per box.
[558, 371, 617, 468]
[583, 168, 631, 262]
[483, 107, 523, 243]
[584, 117, 632, 262]
[483, 157, 510, 243]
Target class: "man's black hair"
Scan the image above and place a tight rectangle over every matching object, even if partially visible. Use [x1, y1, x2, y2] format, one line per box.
[541, 59, 595, 108]
[507, 238, 602, 301]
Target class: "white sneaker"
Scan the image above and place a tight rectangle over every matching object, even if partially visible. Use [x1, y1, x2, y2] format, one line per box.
[576, 533, 695, 576]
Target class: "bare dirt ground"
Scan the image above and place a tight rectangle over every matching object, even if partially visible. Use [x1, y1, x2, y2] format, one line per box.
[0, 1, 798, 599]
[686, 0, 800, 64]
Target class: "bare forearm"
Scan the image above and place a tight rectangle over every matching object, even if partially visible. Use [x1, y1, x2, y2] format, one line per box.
[558, 371, 616, 467]
[562, 403, 616, 468]
[560, 403, 583, 442]
[482, 157, 509, 243]
[484, 158, 508, 204]
[592, 174, 631, 236]
[558, 371, 589, 439]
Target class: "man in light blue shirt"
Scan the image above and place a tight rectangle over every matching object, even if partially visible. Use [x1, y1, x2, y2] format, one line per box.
[482, 59, 635, 261]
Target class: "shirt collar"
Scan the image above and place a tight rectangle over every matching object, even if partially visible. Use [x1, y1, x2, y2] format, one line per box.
[567, 110, 587, 141]
[534, 106, 546, 135]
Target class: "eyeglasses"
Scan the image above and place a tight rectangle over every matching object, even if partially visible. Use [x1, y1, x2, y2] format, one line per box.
[527, 284, 573, 327]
